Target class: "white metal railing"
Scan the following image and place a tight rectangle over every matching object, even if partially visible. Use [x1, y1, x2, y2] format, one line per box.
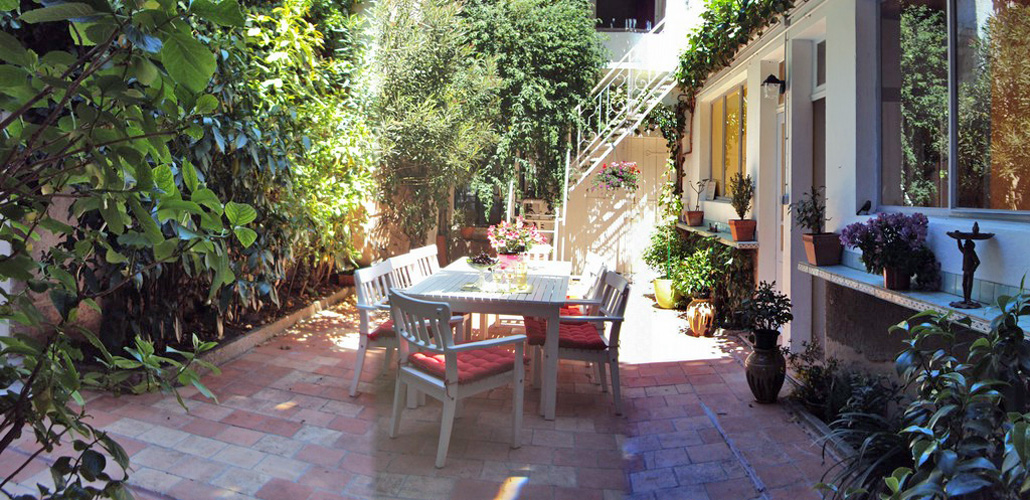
[567, 16, 689, 193]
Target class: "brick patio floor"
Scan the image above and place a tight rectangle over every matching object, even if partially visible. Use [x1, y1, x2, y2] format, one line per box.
[7, 284, 833, 500]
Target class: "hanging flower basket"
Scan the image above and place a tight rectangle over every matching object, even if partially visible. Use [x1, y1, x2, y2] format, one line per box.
[591, 161, 641, 192]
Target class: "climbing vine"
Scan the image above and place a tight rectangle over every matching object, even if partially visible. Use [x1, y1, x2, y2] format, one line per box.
[675, 0, 794, 109]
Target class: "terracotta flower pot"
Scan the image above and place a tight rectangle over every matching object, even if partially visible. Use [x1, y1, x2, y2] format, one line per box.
[729, 219, 757, 241]
[653, 279, 680, 309]
[459, 226, 475, 239]
[686, 298, 715, 337]
[685, 210, 705, 227]
[802, 233, 842, 266]
[745, 329, 785, 404]
[883, 266, 911, 291]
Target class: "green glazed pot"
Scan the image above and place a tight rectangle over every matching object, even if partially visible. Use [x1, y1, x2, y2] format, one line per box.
[653, 278, 680, 309]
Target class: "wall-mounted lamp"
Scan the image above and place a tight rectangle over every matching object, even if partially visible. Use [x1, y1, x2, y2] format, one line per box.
[761, 74, 786, 99]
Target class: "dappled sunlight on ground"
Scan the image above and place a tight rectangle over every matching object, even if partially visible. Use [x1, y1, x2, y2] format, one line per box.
[6, 281, 832, 500]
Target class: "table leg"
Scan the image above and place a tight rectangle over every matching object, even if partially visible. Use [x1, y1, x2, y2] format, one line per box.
[540, 309, 559, 420]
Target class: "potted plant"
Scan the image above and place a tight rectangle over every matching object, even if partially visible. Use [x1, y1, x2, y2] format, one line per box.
[487, 216, 546, 268]
[728, 172, 756, 241]
[740, 281, 793, 404]
[674, 247, 717, 336]
[839, 212, 932, 290]
[643, 224, 686, 309]
[789, 186, 842, 266]
[682, 179, 711, 227]
[591, 161, 641, 192]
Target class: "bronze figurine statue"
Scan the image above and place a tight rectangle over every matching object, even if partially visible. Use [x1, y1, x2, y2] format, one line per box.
[946, 222, 994, 309]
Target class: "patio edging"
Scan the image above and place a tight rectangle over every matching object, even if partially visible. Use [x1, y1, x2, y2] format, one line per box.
[197, 286, 353, 371]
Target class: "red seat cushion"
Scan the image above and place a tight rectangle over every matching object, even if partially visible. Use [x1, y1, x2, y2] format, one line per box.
[368, 320, 395, 341]
[522, 318, 608, 350]
[408, 347, 517, 384]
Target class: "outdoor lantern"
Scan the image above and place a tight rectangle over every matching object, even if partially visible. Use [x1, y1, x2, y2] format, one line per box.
[761, 74, 786, 99]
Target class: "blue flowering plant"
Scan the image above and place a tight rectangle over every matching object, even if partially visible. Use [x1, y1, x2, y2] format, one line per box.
[839, 213, 934, 278]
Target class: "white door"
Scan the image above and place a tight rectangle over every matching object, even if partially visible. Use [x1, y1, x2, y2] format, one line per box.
[775, 109, 790, 339]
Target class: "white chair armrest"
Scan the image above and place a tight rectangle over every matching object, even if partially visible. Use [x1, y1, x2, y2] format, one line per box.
[450, 335, 528, 352]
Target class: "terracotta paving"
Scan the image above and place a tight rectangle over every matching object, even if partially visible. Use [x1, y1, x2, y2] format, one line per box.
[6, 288, 833, 500]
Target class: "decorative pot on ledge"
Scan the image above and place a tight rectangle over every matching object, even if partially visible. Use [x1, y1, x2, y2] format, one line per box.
[883, 266, 911, 291]
[685, 210, 705, 227]
[802, 233, 842, 266]
[745, 329, 785, 404]
[729, 219, 757, 241]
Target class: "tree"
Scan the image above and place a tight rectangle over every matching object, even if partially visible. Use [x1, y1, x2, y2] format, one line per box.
[464, 0, 605, 207]
[369, 0, 500, 244]
[0, 0, 251, 497]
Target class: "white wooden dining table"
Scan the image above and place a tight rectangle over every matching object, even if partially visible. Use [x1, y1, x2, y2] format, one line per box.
[402, 259, 572, 420]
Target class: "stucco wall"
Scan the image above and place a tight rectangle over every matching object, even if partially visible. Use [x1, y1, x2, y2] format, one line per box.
[561, 134, 671, 275]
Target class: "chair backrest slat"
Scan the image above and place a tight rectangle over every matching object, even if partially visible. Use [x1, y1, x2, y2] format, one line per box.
[355, 260, 393, 309]
[389, 290, 455, 354]
[410, 244, 441, 277]
[597, 271, 631, 349]
[388, 252, 429, 288]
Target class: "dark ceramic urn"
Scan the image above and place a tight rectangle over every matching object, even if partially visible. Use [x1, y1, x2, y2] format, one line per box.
[745, 329, 785, 404]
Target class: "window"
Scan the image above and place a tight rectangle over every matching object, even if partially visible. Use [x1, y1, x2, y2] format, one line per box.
[815, 40, 826, 88]
[710, 85, 747, 196]
[880, 0, 1030, 211]
[596, 0, 659, 30]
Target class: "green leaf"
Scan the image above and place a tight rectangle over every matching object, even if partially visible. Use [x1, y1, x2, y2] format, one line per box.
[234, 227, 257, 247]
[193, 93, 218, 114]
[0, 31, 31, 66]
[190, 0, 245, 27]
[182, 160, 199, 192]
[0, 64, 27, 87]
[0, 0, 18, 10]
[128, 197, 163, 245]
[153, 238, 178, 262]
[224, 201, 256, 225]
[132, 57, 159, 86]
[160, 32, 216, 94]
[20, 3, 95, 23]
[191, 188, 222, 214]
[153, 165, 177, 196]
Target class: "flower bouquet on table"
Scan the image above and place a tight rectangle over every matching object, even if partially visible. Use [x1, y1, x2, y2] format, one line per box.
[591, 161, 641, 192]
[839, 212, 939, 291]
[487, 216, 546, 257]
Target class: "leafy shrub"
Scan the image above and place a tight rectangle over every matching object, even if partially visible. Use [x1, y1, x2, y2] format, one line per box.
[729, 172, 755, 220]
[673, 247, 717, 299]
[822, 290, 1030, 499]
[789, 186, 830, 234]
[740, 281, 793, 331]
[642, 224, 696, 278]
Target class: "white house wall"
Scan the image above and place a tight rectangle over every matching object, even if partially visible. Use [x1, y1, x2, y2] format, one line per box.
[682, 0, 1030, 358]
[562, 135, 670, 275]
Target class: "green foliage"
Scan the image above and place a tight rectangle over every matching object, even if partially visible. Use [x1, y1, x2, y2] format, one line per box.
[740, 281, 792, 331]
[673, 246, 717, 299]
[643, 103, 691, 219]
[789, 186, 829, 234]
[823, 290, 1030, 499]
[463, 0, 605, 209]
[729, 172, 754, 220]
[370, 0, 500, 244]
[0, 0, 244, 495]
[675, 0, 794, 108]
[642, 223, 694, 278]
[897, 4, 948, 207]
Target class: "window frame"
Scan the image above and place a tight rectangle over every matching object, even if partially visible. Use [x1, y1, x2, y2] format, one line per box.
[709, 84, 747, 199]
[877, 0, 1030, 217]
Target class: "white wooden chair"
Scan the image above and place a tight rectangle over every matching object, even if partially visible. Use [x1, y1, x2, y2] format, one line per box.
[388, 251, 430, 288]
[350, 260, 398, 397]
[525, 244, 553, 262]
[523, 271, 631, 414]
[388, 290, 526, 467]
[410, 244, 441, 277]
[567, 252, 608, 301]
